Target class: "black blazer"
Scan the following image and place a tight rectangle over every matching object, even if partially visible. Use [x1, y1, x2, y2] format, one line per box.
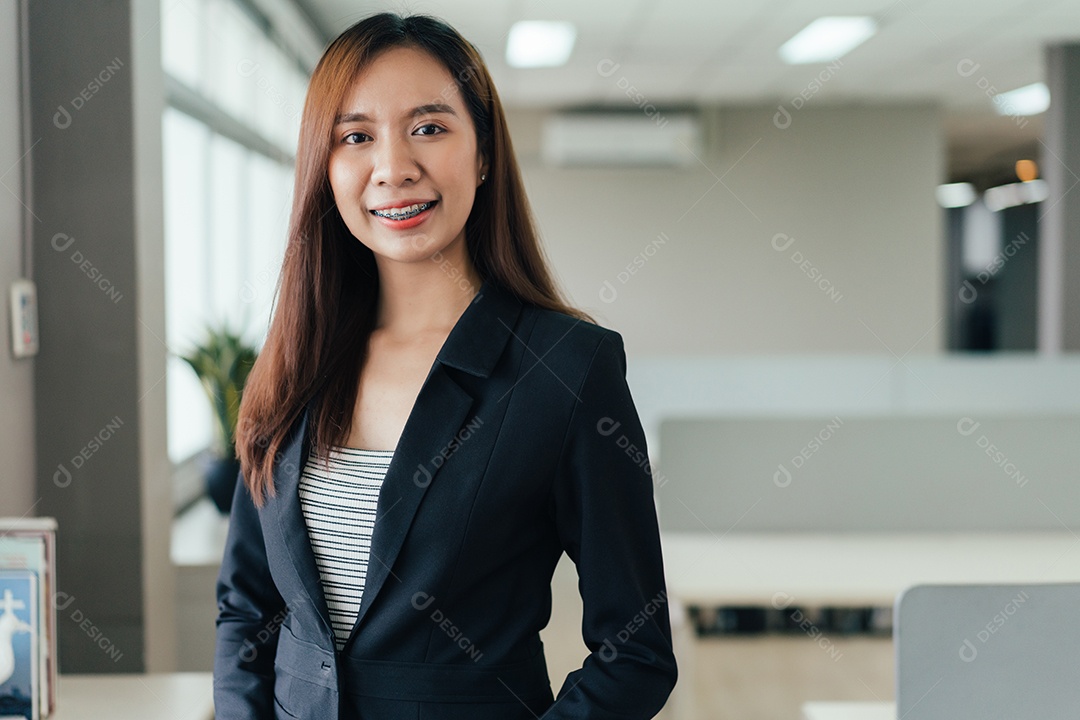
[213, 277, 677, 719]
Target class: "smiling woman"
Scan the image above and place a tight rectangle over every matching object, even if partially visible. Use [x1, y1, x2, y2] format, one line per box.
[214, 11, 677, 720]
[327, 46, 486, 265]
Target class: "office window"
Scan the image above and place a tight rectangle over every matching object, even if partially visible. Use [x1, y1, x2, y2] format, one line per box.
[163, 107, 212, 462]
[161, 0, 308, 506]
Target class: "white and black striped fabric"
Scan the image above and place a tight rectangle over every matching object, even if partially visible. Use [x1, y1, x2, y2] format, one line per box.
[297, 445, 394, 650]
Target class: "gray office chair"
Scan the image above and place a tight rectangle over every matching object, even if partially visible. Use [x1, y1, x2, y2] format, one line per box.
[894, 582, 1080, 719]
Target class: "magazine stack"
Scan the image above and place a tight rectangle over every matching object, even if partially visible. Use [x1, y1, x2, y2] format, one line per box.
[0, 518, 57, 720]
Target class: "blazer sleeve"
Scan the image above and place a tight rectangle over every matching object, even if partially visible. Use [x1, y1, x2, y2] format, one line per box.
[213, 469, 286, 718]
[544, 330, 678, 719]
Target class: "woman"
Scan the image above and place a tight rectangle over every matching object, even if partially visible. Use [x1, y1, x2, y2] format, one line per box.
[214, 11, 677, 720]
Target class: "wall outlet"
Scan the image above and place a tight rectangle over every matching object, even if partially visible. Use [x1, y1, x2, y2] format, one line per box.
[10, 278, 38, 358]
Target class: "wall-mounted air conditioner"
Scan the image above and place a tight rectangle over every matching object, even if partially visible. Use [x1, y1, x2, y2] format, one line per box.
[541, 111, 703, 167]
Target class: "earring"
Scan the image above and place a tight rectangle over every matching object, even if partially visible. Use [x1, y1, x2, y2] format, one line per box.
[481, 174, 486, 182]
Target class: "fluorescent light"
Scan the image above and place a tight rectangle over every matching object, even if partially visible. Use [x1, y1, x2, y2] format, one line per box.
[983, 179, 1049, 212]
[936, 182, 976, 209]
[993, 82, 1050, 116]
[779, 16, 876, 64]
[506, 21, 576, 68]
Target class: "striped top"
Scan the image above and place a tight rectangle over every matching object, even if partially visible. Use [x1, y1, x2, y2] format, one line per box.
[298, 445, 395, 650]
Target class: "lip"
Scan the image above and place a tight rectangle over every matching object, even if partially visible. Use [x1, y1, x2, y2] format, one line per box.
[369, 200, 437, 230]
[369, 198, 438, 212]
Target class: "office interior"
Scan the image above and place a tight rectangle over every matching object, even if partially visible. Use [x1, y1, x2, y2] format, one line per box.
[2, 0, 1079, 718]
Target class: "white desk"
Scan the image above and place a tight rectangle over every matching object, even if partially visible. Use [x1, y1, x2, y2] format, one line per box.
[801, 702, 894, 720]
[52, 672, 213, 720]
[661, 531, 1080, 607]
[660, 532, 1080, 720]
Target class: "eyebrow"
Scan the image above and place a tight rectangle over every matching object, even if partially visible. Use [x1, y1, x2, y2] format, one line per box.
[334, 103, 458, 126]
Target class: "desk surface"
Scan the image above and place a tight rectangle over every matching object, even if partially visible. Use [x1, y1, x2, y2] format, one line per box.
[801, 702, 895, 720]
[53, 672, 213, 720]
[661, 531, 1080, 606]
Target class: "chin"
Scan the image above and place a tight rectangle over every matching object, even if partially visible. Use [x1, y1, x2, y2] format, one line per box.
[370, 242, 455, 265]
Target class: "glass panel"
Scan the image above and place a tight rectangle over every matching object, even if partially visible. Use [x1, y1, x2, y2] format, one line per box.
[284, 63, 308, 156]
[250, 35, 286, 148]
[205, 0, 257, 124]
[162, 107, 214, 462]
[208, 133, 247, 333]
[161, 0, 203, 88]
[243, 153, 292, 345]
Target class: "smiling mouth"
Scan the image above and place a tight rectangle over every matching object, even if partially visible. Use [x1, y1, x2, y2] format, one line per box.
[370, 201, 437, 220]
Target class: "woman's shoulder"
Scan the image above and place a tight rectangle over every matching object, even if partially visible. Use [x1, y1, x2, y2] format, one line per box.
[519, 302, 624, 371]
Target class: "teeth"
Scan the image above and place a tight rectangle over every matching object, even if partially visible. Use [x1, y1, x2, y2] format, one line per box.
[372, 202, 433, 219]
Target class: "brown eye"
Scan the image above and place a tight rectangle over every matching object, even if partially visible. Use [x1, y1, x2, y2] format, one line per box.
[416, 124, 445, 136]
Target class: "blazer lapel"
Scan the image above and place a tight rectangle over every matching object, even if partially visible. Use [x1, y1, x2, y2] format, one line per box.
[268, 393, 334, 639]
[346, 278, 523, 644]
[269, 278, 524, 651]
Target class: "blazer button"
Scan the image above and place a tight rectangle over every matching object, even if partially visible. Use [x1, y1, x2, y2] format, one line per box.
[321, 661, 332, 673]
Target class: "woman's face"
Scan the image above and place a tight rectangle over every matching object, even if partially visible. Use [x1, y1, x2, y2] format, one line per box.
[327, 45, 487, 265]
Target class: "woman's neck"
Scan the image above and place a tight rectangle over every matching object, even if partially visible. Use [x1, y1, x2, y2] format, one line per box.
[373, 254, 482, 337]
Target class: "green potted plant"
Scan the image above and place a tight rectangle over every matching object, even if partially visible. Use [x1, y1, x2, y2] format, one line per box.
[177, 323, 258, 514]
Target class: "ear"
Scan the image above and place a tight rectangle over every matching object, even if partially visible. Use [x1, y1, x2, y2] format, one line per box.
[476, 152, 489, 185]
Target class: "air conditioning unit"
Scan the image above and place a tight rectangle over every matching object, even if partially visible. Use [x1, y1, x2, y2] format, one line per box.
[541, 111, 703, 167]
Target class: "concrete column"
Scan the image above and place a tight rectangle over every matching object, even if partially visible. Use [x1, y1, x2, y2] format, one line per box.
[1039, 44, 1080, 352]
[29, 0, 174, 671]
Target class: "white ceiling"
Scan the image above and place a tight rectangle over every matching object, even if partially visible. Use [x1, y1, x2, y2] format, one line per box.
[299, 0, 1080, 179]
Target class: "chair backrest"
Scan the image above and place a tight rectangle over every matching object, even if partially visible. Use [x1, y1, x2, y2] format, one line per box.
[894, 582, 1080, 719]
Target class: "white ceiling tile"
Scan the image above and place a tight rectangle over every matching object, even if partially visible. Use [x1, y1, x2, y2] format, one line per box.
[305, 0, 1080, 112]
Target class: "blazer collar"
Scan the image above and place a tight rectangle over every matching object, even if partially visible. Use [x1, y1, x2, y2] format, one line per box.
[433, 276, 523, 377]
[271, 276, 523, 650]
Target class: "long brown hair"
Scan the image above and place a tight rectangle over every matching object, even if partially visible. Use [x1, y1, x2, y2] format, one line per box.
[236, 11, 595, 506]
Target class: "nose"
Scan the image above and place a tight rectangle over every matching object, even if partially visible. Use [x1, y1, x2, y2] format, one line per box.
[370, 134, 420, 186]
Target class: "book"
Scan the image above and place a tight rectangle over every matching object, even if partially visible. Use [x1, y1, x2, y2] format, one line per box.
[0, 569, 37, 720]
[0, 520, 56, 718]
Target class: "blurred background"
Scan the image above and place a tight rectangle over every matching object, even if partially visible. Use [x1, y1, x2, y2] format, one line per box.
[3, 1, 1080, 718]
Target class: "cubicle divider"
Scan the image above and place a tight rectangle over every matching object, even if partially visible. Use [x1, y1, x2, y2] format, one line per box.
[627, 354, 1080, 641]
[626, 355, 1080, 719]
[656, 414, 1080, 533]
[626, 354, 1080, 459]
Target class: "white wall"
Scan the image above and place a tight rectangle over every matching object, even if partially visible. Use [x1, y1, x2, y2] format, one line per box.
[0, 91, 948, 515]
[0, 0, 35, 516]
[508, 104, 945, 357]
